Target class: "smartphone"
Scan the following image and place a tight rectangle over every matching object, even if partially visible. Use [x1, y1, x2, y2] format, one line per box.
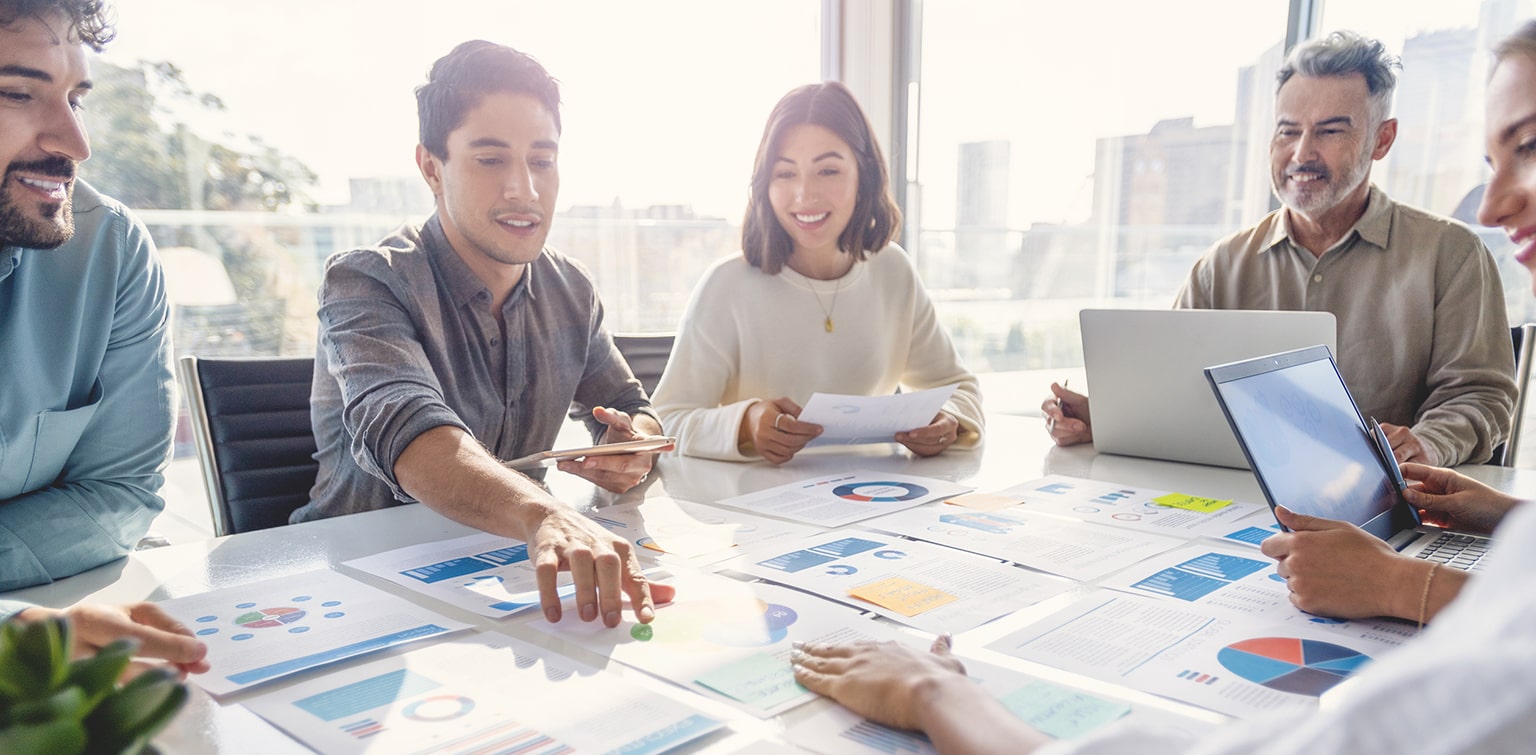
[503, 436, 676, 470]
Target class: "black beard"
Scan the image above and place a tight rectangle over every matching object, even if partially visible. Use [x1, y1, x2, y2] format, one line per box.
[0, 156, 77, 250]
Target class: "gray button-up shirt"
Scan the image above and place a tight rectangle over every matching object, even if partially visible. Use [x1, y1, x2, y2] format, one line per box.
[1175, 186, 1516, 465]
[296, 216, 654, 521]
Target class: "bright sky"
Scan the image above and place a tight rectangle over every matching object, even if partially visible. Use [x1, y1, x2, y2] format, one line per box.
[99, 0, 821, 214]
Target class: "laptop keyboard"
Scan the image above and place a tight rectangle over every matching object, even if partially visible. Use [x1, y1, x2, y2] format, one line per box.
[1414, 532, 1489, 571]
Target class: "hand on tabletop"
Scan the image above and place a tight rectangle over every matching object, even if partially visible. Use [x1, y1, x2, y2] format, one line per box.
[16, 602, 210, 679]
[792, 634, 967, 731]
[524, 502, 675, 627]
[1378, 422, 1435, 465]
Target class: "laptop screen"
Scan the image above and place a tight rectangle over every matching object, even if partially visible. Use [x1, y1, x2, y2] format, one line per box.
[1206, 346, 1406, 535]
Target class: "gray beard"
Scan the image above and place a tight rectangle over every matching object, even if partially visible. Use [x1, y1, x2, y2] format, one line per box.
[0, 186, 74, 250]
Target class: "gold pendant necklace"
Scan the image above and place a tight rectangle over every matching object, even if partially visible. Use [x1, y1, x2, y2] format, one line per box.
[810, 275, 841, 333]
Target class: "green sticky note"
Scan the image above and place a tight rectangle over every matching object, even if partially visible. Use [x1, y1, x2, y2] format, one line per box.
[694, 653, 807, 710]
[1153, 492, 1233, 513]
[999, 680, 1131, 739]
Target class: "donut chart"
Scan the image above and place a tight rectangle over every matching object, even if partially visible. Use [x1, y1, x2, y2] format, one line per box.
[235, 607, 306, 628]
[1216, 637, 1370, 696]
[833, 482, 929, 502]
[401, 695, 476, 721]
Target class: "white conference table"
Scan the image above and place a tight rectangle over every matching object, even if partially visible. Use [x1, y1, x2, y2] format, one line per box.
[6, 411, 1531, 753]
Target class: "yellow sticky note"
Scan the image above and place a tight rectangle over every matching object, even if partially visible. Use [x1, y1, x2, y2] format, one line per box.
[945, 492, 1022, 511]
[1152, 493, 1233, 513]
[847, 577, 958, 617]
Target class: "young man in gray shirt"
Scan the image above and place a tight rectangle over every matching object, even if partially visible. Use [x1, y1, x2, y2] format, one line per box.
[299, 41, 673, 627]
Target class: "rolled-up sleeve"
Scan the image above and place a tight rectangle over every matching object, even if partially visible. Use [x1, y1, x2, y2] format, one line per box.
[316, 254, 469, 502]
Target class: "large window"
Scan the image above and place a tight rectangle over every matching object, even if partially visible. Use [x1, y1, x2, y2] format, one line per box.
[88, 0, 823, 362]
[1319, 0, 1536, 326]
[908, 0, 1290, 373]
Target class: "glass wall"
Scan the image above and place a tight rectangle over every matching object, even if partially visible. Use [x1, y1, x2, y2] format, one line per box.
[83, 1, 821, 457]
[906, 0, 1290, 374]
[1319, 0, 1536, 326]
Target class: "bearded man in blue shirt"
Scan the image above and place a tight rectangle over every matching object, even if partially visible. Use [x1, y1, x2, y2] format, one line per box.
[0, 0, 175, 598]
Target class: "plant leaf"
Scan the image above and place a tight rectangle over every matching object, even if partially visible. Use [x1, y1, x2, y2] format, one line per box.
[64, 639, 136, 707]
[83, 667, 188, 750]
[0, 716, 88, 755]
[9, 686, 89, 726]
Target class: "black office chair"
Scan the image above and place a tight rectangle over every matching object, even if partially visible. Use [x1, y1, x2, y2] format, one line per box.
[178, 355, 319, 536]
[612, 332, 676, 397]
[1497, 323, 1536, 467]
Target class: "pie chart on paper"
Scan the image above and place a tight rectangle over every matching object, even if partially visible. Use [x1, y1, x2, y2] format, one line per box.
[1216, 637, 1371, 696]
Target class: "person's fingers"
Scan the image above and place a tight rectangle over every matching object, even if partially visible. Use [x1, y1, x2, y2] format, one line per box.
[1272, 504, 1347, 532]
[930, 633, 952, 655]
[794, 640, 861, 659]
[648, 580, 677, 606]
[567, 547, 598, 623]
[594, 549, 624, 627]
[593, 405, 635, 435]
[534, 543, 564, 623]
[791, 663, 833, 696]
[1259, 532, 1292, 559]
[122, 604, 208, 666]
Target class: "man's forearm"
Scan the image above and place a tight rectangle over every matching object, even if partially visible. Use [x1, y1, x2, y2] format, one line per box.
[393, 425, 562, 540]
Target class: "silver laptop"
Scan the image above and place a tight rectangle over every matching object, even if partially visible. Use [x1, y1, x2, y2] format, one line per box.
[1080, 309, 1337, 468]
[1206, 345, 1490, 570]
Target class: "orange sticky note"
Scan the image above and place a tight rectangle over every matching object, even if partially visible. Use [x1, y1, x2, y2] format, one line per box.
[847, 577, 959, 617]
[1152, 493, 1233, 513]
[945, 492, 1022, 511]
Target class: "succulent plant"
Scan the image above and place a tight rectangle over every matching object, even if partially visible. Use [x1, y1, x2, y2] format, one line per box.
[0, 616, 187, 755]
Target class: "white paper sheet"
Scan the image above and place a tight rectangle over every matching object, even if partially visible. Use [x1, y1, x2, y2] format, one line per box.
[1004, 475, 1271, 541]
[156, 569, 470, 696]
[343, 533, 574, 619]
[864, 505, 1186, 582]
[716, 471, 971, 528]
[730, 529, 1073, 634]
[523, 569, 904, 718]
[243, 632, 723, 754]
[799, 385, 959, 446]
[1096, 542, 1307, 621]
[985, 591, 1414, 719]
[584, 496, 821, 566]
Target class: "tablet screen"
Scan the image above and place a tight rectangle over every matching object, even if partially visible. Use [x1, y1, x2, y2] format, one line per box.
[1212, 353, 1399, 527]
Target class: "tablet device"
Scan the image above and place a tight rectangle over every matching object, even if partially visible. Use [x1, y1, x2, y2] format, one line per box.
[503, 437, 676, 470]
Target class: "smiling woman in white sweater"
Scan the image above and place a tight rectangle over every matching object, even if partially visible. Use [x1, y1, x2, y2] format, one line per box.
[652, 82, 983, 464]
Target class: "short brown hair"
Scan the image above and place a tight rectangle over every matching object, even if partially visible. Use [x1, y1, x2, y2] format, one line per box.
[0, 0, 114, 52]
[741, 81, 900, 274]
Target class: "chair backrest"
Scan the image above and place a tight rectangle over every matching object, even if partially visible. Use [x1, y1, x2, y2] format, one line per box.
[612, 332, 676, 397]
[178, 355, 318, 536]
[1500, 323, 1536, 467]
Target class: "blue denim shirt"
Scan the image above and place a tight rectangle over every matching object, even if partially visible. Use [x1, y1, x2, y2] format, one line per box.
[0, 181, 174, 616]
[296, 216, 654, 521]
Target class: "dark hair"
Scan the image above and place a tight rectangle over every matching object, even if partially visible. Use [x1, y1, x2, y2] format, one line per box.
[0, 0, 114, 52]
[1493, 19, 1536, 67]
[1277, 31, 1400, 126]
[741, 81, 900, 274]
[416, 40, 561, 159]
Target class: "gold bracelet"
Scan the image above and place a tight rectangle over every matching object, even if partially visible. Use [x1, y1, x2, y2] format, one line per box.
[1417, 562, 1441, 630]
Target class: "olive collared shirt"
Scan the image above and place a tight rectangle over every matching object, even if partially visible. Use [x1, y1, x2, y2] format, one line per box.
[296, 216, 653, 521]
[1176, 185, 1516, 465]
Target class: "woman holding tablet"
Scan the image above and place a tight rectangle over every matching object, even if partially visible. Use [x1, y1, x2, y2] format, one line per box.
[652, 82, 983, 464]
